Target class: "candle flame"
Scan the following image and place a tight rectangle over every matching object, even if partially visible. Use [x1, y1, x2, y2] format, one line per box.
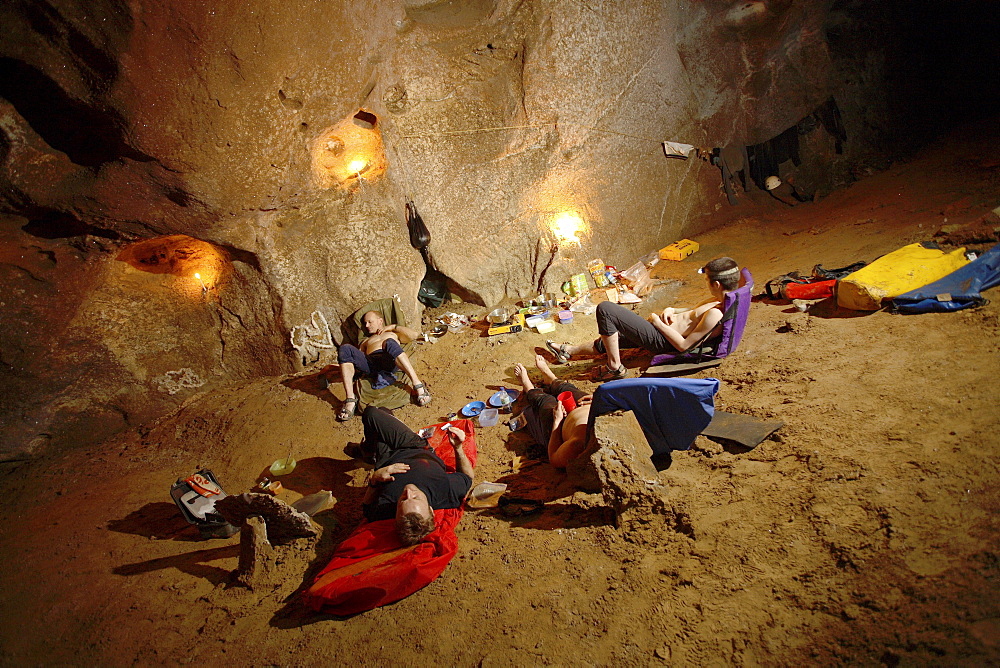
[194, 273, 201, 279]
[349, 159, 368, 174]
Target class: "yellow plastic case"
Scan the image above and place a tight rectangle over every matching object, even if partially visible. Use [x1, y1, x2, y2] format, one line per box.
[659, 239, 700, 261]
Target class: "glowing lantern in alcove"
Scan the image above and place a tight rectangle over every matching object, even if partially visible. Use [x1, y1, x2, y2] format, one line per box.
[311, 109, 387, 189]
[550, 212, 585, 247]
[117, 235, 229, 297]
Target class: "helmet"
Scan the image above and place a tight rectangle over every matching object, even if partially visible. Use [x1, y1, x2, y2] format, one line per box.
[765, 175, 781, 191]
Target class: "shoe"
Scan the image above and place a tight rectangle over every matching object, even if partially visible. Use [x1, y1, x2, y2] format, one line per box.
[337, 397, 358, 421]
[593, 364, 628, 381]
[545, 340, 571, 364]
[413, 383, 432, 407]
[498, 496, 545, 517]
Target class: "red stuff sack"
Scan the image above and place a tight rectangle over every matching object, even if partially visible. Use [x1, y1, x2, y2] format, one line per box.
[783, 279, 836, 300]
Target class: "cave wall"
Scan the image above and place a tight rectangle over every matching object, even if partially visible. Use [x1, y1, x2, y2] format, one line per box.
[1, 0, 903, 457]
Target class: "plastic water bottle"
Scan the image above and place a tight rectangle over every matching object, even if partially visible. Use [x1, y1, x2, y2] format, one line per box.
[498, 387, 513, 413]
[507, 413, 527, 431]
[291, 490, 335, 517]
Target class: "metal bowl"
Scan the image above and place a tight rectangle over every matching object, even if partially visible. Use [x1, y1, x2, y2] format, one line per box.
[486, 307, 511, 325]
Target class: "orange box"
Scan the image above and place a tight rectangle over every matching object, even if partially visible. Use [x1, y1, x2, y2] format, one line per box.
[658, 239, 700, 261]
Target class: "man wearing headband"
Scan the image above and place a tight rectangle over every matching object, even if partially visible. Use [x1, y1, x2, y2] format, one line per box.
[546, 257, 741, 381]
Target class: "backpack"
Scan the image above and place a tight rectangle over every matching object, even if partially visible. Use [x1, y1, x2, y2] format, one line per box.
[764, 261, 867, 299]
[169, 469, 239, 538]
[418, 270, 449, 308]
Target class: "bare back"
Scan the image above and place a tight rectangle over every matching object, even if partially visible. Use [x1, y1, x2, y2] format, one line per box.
[549, 403, 592, 468]
[561, 404, 591, 442]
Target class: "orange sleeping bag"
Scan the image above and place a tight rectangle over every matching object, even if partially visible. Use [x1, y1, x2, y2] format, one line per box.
[302, 419, 477, 616]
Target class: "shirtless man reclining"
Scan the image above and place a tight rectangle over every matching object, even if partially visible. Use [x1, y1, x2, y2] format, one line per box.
[334, 310, 430, 421]
[546, 257, 742, 381]
[513, 355, 592, 468]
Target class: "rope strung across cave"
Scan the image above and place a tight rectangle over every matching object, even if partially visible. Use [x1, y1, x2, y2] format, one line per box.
[401, 122, 664, 144]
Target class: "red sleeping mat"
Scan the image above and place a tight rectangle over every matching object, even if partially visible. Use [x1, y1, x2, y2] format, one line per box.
[302, 419, 477, 615]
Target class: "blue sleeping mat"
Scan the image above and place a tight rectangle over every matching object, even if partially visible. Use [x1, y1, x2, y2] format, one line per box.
[893, 243, 1000, 313]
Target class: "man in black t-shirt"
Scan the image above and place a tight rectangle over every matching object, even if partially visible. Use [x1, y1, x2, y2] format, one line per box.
[357, 407, 474, 545]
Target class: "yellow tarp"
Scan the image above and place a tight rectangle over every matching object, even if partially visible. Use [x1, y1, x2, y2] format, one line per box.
[837, 243, 969, 311]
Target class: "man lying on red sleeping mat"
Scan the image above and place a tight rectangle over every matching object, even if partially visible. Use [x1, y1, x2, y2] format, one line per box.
[302, 406, 477, 616]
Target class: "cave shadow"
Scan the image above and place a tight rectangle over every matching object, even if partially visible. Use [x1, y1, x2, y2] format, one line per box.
[281, 369, 337, 406]
[255, 456, 365, 513]
[707, 436, 759, 456]
[0, 57, 152, 167]
[479, 464, 612, 531]
[756, 295, 873, 319]
[21, 210, 122, 240]
[470, 318, 491, 337]
[466, 497, 612, 532]
[282, 369, 416, 419]
[112, 544, 240, 585]
[108, 501, 211, 542]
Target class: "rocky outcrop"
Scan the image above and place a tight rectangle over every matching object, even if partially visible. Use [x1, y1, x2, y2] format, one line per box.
[570, 411, 693, 544]
[0, 0, 902, 456]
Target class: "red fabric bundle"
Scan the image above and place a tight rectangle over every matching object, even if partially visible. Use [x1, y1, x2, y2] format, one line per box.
[783, 279, 837, 300]
[302, 419, 477, 616]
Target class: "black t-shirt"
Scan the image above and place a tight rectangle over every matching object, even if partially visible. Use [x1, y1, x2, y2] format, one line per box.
[363, 447, 472, 522]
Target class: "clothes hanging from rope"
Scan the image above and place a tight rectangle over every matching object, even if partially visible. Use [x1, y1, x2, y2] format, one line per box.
[714, 145, 749, 204]
[746, 124, 802, 191]
[814, 97, 847, 154]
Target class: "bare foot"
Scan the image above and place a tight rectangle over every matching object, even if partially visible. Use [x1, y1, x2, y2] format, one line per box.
[534, 354, 557, 384]
[513, 362, 534, 391]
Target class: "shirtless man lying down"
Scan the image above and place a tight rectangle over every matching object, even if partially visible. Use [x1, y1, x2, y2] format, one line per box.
[334, 311, 430, 421]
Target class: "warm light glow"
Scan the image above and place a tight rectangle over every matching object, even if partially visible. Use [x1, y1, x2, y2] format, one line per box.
[117, 235, 228, 298]
[310, 110, 386, 189]
[550, 212, 584, 246]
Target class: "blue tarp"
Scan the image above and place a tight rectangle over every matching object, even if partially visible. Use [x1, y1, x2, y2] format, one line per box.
[892, 243, 1000, 313]
[589, 377, 719, 455]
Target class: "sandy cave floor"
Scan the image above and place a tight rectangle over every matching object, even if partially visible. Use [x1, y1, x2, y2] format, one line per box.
[1, 122, 1000, 666]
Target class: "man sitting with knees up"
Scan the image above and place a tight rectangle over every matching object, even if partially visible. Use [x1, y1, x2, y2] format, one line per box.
[354, 407, 474, 545]
[334, 310, 431, 421]
[546, 257, 742, 381]
[513, 355, 593, 469]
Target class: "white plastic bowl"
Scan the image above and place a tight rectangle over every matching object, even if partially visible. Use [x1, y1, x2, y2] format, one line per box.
[478, 408, 499, 427]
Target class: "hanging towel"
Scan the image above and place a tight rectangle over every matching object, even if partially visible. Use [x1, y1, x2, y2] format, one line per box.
[662, 141, 697, 159]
